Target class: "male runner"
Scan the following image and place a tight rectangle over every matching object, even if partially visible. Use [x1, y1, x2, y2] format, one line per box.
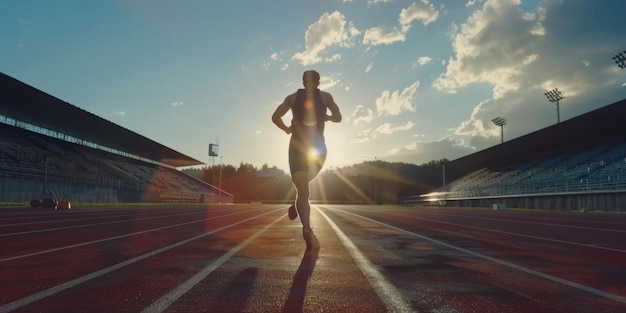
[271, 70, 342, 250]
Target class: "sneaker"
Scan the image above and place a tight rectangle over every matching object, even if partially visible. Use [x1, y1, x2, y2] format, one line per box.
[302, 228, 320, 250]
[288, 204, 298, 220]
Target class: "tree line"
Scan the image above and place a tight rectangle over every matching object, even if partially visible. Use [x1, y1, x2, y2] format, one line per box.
[182, 159, 465, 204]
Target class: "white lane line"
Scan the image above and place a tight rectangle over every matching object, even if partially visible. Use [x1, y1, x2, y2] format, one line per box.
[141, 215, 284, 313]
[0, 209, 266, 262]
[0, 210, 185, 228]
[338, 208, 626, 304]
[428, 211, 626, 229]
[316, 207, 415, 313]
[0, 208, 284, 313]
[423, 212, 626, 233]
[0, 209, 208, 231]
[0, 212, 197, 237]
[397, 214, 626, 253]
[0, 207, 265, 237]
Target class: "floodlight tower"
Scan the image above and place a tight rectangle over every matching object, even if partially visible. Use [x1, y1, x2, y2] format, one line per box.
[491, 117, 507, 144]
[544, 88, 564, 123]
[612, 50, 626, 69]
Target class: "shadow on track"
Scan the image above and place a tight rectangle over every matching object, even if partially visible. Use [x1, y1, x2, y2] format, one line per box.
[214, 267, 259, 312]
[281, 247, 320, 313]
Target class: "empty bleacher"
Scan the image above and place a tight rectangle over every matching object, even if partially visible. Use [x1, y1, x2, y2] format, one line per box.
[432, 139, 626, 202]
[0, 123, 228, 204]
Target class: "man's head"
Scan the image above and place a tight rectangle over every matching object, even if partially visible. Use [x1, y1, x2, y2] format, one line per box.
[302, 70, 320, 89]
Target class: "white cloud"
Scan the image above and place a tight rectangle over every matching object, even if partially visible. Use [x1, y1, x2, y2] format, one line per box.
[453, 100, 499, 138]
[292, 11, 360, 66]
[433, 0, 542, 98]
[114, 111, 126, 116]
[386, 136, 476, 165]
[350, 120, 414, 145]
[432, 0, 626, 148]
[416, 56, 433, 66]
[528, 6, 547, 36]
[399, 0, 439, 32]
[365, 63, 374, 73]
[362, 26, 405, 46]
[170, 101, 184, 107]
[351, 105, 374, 125]
[351, 128, 373, 143]
[320, 75, 340, 89]
[376, 80, 420, 116]
[363, 1, 439, 46]
[375, 121, 415, 135]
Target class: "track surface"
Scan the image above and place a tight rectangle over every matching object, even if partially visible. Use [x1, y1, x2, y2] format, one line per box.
[1, 204, 625, 313]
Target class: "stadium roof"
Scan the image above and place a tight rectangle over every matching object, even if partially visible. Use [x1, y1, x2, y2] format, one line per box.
[0, 72, 203, 167]
[449, 97, 626, 173]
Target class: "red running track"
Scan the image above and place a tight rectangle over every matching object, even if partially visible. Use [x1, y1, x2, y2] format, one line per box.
[0, 204, 625, 312]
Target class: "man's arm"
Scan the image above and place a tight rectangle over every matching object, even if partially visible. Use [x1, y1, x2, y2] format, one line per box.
[272, 96, 292, 134]
[323, 92, 342, 123]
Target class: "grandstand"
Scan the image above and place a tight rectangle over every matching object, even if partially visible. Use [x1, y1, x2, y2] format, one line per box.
[417, 97, 626, 211]
[0, 72, 233, 204]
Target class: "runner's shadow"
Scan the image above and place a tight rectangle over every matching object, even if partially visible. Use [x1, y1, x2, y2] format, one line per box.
[214, 267, 258, 312]
[281, 248, 320, 313]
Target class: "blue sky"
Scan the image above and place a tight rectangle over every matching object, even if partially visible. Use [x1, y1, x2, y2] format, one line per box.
[2, 0, 626, 172]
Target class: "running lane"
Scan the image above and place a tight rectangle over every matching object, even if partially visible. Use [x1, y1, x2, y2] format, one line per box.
[1, 205, 624, 312]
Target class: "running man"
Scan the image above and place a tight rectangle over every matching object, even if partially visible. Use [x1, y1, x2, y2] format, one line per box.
[271, 70, 342, 250]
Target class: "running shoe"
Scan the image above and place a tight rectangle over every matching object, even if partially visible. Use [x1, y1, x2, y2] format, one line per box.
[288, 204, 298, 220]
[302, 228, 320, 250]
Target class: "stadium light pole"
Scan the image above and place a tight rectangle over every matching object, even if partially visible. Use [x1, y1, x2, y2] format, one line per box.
[612, 50, 626, 69]
[491, 117, 507, 144]
[544, 88, 564, 123]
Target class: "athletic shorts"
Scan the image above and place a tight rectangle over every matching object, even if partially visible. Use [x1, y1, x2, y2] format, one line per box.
[289, 136, 327, 176]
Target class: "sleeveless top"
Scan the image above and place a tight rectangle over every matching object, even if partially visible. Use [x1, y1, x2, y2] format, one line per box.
[291, 89, 326, 145]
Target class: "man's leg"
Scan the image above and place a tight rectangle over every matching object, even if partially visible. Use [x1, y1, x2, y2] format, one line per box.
[291, 171, 311, 229]
[292, 170, 319, 250]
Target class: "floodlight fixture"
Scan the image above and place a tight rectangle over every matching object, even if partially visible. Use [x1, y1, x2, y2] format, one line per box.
[544, 88, 564, 123]
[491, 117, 507, 143]
[612, 50, 626, 69]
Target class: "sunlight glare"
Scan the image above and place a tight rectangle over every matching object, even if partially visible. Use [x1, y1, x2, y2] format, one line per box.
[307, 147, 320, 161]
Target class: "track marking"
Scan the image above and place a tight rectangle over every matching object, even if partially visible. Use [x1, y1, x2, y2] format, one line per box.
[0, 208, 268, 262]
[0, 208, 284, 313]
[0, 210, 186, 227]
[408, 210, 626, 233]
[0, 211, 199, 236]
[141, 215, 284, 313]
[433, 210, 626, 228]
[316, 207, 415, 313]
[334, 208, 626, 304]
[0, 207, 266, 237]
[394, 214, 626, 253]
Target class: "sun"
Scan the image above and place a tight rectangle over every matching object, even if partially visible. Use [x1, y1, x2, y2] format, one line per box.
[307, 147, 321, 161]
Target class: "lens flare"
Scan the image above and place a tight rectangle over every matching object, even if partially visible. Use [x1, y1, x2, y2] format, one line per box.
[304, 99, 313, 109]
[307, 147, 319, 161]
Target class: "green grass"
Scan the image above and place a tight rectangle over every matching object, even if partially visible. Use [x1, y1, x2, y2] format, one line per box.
[0, 202, 27, 207]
